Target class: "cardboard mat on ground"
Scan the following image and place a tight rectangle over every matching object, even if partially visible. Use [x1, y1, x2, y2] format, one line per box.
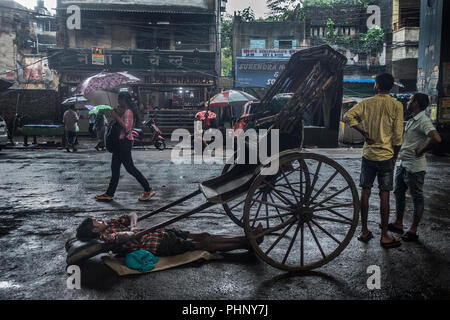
[102, 250, 223, 276]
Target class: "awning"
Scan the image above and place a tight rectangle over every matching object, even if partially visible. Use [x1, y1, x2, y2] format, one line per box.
[56, 5, 213, 15]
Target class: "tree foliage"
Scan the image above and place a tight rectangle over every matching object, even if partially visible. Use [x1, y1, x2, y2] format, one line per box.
[221, 16, 233, 49]
[360, 25, 384, 52]
[320, 18, 384, 54]
[236, 7, 256, 22]
[221, 15, 233, 76]
[266, 0, 370, 21]
[266, 0, 303, 21]
[220, 7, 255, 76]
[266, 0, 383, 53]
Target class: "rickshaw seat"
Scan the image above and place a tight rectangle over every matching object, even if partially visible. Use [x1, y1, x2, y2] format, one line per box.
[200, 164, 258, 204]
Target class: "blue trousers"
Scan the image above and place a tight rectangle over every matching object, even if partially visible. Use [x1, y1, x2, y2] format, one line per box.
[394, 165, 425, 221]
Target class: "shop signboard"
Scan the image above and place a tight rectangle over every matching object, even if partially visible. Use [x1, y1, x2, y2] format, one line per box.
[48, 48, 215, 73]
[143, 74, 214, 86]
[235, 57, 289, 88]
[242, 48, 300, 57]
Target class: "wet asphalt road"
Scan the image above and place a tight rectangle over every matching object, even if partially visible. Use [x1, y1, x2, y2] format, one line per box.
[0, 141, 449, 300]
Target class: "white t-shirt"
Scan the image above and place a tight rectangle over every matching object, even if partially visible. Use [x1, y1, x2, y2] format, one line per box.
[63, 109, 79, 132]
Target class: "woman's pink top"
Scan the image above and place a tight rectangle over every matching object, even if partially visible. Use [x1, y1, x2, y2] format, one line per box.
[120, 109, 134, 141]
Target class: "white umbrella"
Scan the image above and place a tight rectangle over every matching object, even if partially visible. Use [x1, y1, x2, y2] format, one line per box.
[61, 95, 88, 105]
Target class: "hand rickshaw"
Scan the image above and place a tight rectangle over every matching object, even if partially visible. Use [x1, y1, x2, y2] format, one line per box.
[66, 45, 360, 271]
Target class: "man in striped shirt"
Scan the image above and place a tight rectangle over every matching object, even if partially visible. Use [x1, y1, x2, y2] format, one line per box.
[76, 213, 263, 256]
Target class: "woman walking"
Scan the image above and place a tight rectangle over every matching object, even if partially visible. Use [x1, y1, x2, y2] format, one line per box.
[95, 92, 155, 202]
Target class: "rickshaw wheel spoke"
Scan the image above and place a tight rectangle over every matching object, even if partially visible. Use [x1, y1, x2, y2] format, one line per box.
[310, 219, 342, 244]
[307, 221, 326, 259]
[222, 163, 262, 228]
[282, 222, 302, 265]
[267, 193, 284, 223]
[264, 221, 295, 255]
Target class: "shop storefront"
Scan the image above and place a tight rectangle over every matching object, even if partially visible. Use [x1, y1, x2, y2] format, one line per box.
[135, 73, 214, 110]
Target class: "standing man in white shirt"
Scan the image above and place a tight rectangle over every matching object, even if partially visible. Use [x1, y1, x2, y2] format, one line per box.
[389, 93, 441, 241]
[63, 104, 79, 152]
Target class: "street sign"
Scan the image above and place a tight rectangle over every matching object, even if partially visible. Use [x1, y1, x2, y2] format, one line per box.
[92, 47, 105, 65]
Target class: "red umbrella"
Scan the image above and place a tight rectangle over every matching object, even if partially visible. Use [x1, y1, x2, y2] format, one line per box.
[205, 90, 258, 108]
[195, 110, 217, 130]
[195, 110, 217, 121]
[74, 72, 140, 96]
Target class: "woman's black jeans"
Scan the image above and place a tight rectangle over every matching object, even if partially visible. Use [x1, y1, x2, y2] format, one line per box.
[106, 139, 151, 196]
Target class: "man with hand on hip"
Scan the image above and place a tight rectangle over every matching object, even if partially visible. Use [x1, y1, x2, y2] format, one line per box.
[344, 73, 404, 248]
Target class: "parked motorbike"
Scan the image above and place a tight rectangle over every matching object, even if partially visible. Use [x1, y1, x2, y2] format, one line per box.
[133, 118, 166, 150]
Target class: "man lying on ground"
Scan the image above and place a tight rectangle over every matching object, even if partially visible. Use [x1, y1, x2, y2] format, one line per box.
[76, 213, 263, 256]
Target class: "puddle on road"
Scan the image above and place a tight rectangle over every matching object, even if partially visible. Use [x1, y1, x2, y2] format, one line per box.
[0, 281, 21, 289]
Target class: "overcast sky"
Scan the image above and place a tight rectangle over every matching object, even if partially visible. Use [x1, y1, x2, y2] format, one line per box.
[14, 0, 270, 17]
[14, 0, 56, 12]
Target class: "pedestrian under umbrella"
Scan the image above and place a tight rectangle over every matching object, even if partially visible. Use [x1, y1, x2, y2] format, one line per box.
[95, 92, 155, 202]
[88, 104, 113, 115]
[195, 110, 217, 130]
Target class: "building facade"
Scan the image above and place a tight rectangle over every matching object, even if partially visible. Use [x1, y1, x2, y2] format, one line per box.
[391, 0, 420, 92]
[232, 16, 308, 98]
[232, 1, 393, 98]
[34, 0, 57, 54]
[50, 0, 223, 110]
[0, 0, 58, 90]
[0, 0, 36, 84]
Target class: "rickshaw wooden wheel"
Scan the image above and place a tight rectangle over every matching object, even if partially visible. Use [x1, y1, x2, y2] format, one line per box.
[243, 152, 359, 271]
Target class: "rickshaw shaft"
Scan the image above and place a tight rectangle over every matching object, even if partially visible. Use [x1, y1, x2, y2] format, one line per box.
[137, 189, 202, 221]
[132, 201, 216, 240]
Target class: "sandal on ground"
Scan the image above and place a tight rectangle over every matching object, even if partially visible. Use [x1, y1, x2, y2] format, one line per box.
[95, 193, 113, 201]
[387, 223, 404, 234]
[139, 190, 155, 201]
[380, 237, 402, 249]
[357, 231, 374, 243]
[401, 231, 419, 242]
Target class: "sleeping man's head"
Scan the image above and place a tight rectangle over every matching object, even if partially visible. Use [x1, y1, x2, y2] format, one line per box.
[76, 218, 108, 241]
